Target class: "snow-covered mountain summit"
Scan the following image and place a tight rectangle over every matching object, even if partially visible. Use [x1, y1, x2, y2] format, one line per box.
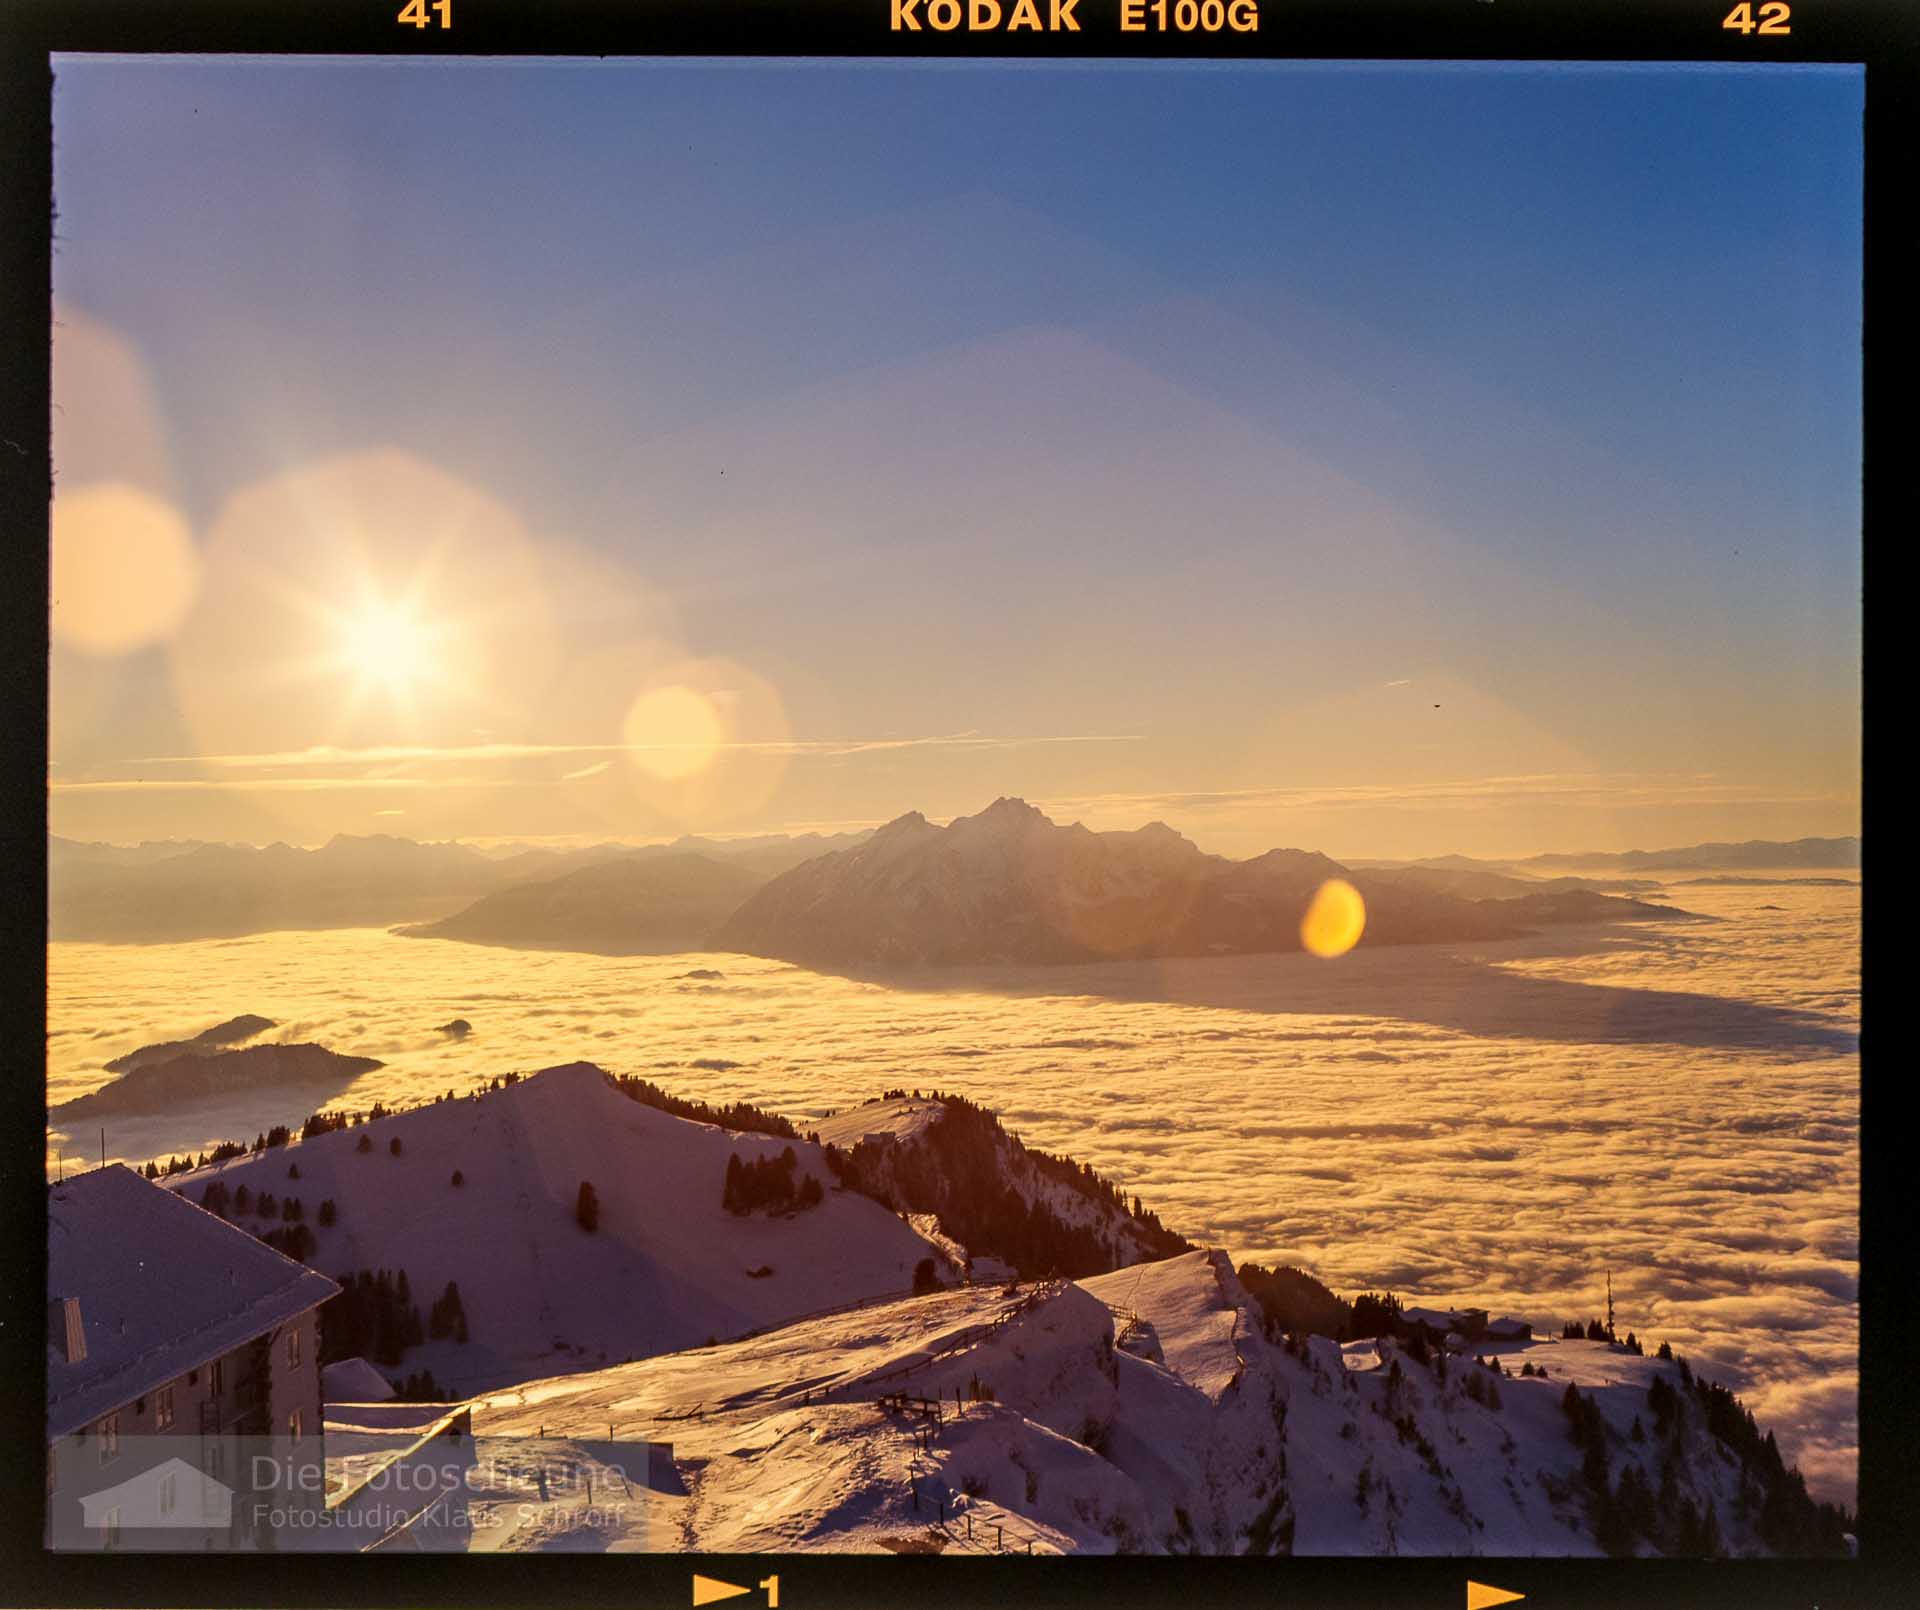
[712, 798, 1524, 968]
[168, 1063, 955, 1392]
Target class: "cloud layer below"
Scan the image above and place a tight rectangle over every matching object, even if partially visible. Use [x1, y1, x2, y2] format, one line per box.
[47, 880, 1857, 1503]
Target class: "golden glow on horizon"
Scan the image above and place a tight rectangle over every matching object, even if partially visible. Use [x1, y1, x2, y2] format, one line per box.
[1300, 877, 1366, 958]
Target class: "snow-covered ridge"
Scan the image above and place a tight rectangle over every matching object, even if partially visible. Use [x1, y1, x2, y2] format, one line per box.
[448, 1249, 1843, 1556]
[168, 1063, 954, 1392]
[812, 1091, 1190, 1279]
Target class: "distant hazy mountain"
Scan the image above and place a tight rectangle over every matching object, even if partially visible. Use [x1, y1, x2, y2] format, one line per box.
[402, 853, 768, 954]
[52, 816, 1743, 952]
[1511, 837, 1859, 873]
[712, 798, 1569, 969]
[1350, 864, 1656, 900]
[1474, 889, 1690, 925]
[49, 836, 234, 868]
[1351, 837, 1858, 881]
[49, 833, 503, 941]
[1671, 875, 1857, 887]
[47, 828, 871, 942]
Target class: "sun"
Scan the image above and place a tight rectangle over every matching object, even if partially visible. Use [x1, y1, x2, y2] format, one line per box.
[330, 595, 443, 710]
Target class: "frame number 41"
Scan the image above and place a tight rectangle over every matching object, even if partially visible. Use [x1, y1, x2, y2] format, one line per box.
[398, 0, 451, 27]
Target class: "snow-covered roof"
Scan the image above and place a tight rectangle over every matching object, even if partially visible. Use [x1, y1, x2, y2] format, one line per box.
[46, 1164, 340, 1440]
[322, 1357, 396, 1405]
[1403, 1303, 1491, 1330]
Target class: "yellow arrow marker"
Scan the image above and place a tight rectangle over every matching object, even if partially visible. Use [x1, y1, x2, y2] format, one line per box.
[1466, 1583, 1525, 1610]
[693, 1575, 752, 1607]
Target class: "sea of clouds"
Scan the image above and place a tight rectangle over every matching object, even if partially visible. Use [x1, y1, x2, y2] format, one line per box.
[47, 881, 1858, 1504]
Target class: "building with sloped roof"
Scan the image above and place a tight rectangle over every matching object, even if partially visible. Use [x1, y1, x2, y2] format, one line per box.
[46, 1165, 339, 1550]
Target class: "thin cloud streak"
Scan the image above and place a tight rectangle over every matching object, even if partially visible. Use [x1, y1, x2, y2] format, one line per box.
[113, 732, 1146, 770]
[51, 776, 511, 794]
[1035, 772, 1857, 821]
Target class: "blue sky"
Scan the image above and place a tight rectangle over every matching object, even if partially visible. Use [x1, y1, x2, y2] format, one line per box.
[49, 58, 1863, 856]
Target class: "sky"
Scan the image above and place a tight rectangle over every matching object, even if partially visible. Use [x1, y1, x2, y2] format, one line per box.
[48, 57, 1864, 859]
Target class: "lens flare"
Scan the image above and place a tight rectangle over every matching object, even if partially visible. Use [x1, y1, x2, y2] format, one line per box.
[1300, 877, 1366, 958]
[51, 482, 200, 656]
[622, 685, 726, 781]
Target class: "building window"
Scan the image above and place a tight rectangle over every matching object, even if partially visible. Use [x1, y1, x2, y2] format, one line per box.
[102, 1506, 121, 1549]
[286, 1326, 301, 1369]
[209, 1358, 223, 1397]
[288, 1408, 302, 1444]
[97, 1412, 119, 1465]
[159, 1469, 177, 1519]
[155, 1384, 175, 1430]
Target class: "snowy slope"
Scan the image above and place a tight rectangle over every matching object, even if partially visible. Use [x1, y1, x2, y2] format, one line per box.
[812, 1097, 946, 1151]
[468, 1277, 1130, 1554]
[169, 1063, 953, 1391]
[427, 1249, 1807, 1556]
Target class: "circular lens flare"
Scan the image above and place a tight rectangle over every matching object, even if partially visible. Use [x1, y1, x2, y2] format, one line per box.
[1301, 877, 1367, 958]
[51, 483, 200, 656]
[622, 684, 726, 781]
